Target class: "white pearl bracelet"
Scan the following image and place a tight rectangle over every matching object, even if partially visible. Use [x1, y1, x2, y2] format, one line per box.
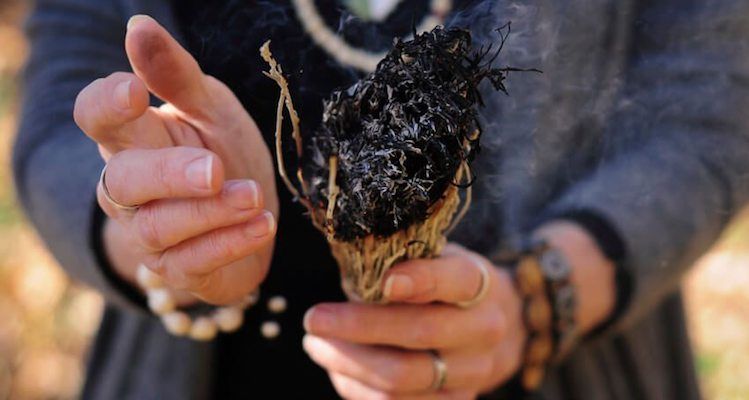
[135, 264, 258, 341]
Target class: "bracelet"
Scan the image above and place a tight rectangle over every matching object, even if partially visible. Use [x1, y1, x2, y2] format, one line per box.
[514, 242, 553, 390]
[512, 239, 578, 390]
[539, 247, 578, 362]
[135, 264, 258, 341]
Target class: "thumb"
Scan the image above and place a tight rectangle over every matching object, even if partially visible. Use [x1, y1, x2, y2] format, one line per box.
[125, 15, 213, 119]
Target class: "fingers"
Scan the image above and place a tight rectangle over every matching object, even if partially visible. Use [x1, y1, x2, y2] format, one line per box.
[131, 180, 264, 251]
[383, 250, 491, 305]
[328, 372, 474, 400]
[99, 147, 224, 211]
[101, 175, 274, 305]
[125, 15, 212, 117]
[304, 336, 493, 393]
[304, 335, 434, 393]
[75, 72, 176, 156]
[303, 302, 505, 350]
[179, 255, 271, 305]
[74, 72, 150, 141]
[145, 211, 276, 289]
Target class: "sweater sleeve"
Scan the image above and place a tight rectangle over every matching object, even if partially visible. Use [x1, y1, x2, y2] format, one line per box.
[544, 0, 749, 333]
[12, 0, 146, 310]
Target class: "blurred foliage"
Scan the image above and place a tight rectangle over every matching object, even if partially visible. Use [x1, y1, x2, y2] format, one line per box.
[0, 2, 103, 399]
[685, 217, 749, 400]
[0, 1, 747, 399]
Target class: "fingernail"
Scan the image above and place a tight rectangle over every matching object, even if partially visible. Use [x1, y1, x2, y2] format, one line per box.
[304, 306, 335, 333]
[224, 180, 259, 209]
[185, 156, 213, 190]
[303, 309, 315, 331]
[127, 15, 149, 31]
[384, 274, 414, 300]
[245, 211, 275, 238]
[301, 334, 316, 352]
[113, 80, 132, 110]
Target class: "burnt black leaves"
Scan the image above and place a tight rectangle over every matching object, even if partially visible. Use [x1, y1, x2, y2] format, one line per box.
[302, 26, 528, 241]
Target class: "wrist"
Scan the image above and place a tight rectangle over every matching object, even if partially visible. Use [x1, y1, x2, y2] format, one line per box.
[510, 222, 617, 390]
[103, 217, 198, 306]
[103, 217, 140, 286]
[88, 209, 148, 309]
[533, 221, 616, 334]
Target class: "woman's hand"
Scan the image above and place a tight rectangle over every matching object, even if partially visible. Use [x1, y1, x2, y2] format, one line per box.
[303, 244, 526, 399]
[73, 15, 278, 305]
[304, 222, 617, 399]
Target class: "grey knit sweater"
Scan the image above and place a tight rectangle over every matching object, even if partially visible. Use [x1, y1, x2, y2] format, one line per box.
[13, 0, 749, 399]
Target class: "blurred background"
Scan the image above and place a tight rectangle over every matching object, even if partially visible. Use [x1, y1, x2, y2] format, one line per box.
[0, 1, 748, 399]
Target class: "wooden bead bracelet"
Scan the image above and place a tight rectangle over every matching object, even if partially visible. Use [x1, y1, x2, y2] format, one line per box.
[509, 239, 579, 391]
[135, 264, 258, 341]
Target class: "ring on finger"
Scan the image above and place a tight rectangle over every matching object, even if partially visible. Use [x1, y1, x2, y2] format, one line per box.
[99, 163, 141, 212]
[428, 350, 448, 391]
[455, 256, 491, 308]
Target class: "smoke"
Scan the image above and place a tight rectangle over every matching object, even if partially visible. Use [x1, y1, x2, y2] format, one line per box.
[181, 0, 633, 254]
[446, 1, 561, 252]
[445, 1, 633, 255]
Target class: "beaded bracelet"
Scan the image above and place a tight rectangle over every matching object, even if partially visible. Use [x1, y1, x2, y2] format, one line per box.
[511, 239, 578, 390]
[135, 264, 258, 341]
[514, 245, 553, 390]
[538, 247, 578, 362]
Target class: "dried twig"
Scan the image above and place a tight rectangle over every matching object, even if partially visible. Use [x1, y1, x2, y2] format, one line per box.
[260, 41, 310, 203]
[260, 28, 533, 302]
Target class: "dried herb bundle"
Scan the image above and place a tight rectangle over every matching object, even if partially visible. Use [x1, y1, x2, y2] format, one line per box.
[262, 26, 529, 302]
[305, 27, 512, 241]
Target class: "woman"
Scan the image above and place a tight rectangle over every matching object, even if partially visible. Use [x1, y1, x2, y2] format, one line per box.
[12, 0, 749, 399]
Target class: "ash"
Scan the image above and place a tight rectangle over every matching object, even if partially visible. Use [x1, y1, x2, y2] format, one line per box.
[304, 26, 524, 241]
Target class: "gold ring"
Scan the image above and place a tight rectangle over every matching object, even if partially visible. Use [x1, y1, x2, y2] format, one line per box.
[428, 350, 448, 391]
[455, 256, 491, 308]
[99, 164, 140, 212]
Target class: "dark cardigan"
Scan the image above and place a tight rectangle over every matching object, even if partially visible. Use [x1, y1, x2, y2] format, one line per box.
[13, 0, 749, 398]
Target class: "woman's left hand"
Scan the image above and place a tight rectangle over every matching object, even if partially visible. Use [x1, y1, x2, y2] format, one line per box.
[303, 243, 526, 399]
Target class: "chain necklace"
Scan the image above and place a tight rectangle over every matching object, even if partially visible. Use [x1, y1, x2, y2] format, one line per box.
[292, 0, 454, 72]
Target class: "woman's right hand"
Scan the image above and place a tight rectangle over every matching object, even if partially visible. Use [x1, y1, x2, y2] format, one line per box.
[73, 15, 279, 305]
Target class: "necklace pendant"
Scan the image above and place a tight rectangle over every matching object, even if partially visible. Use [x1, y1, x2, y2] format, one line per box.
[341, 0, 372, 20]
[341, 0, 403, 22]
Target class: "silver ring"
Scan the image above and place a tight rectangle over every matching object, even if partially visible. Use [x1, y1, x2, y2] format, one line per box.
[99, 164, 141, 212]
[428, 350, 448, 391]
[455, 256, 491, 308]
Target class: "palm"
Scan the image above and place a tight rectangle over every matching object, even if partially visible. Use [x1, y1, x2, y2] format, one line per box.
[99, 82, 277, 215]
[76, 15, 279, 304]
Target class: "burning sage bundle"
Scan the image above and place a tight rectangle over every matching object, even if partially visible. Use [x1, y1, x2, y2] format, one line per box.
[261, 26, 526, 302]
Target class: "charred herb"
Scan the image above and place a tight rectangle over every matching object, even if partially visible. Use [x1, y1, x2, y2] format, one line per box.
[301, 26, 529, 241]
